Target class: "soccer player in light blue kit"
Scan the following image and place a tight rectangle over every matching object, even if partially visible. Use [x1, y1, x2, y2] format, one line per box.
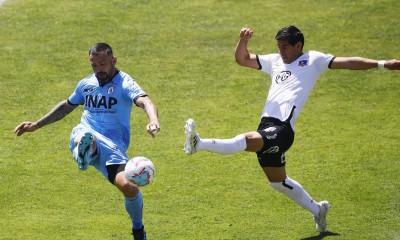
[14, 43, 159, 240]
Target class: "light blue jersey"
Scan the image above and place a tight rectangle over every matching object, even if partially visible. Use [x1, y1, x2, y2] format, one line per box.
[68, 70, 146, 178]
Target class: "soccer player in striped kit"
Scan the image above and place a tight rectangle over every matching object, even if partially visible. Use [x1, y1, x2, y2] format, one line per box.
[184, 26, 400, 232]
[15, 43, 159, 240]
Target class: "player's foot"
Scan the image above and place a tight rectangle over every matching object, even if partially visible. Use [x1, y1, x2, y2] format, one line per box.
[132, 226, 147, 240]
[184, 118, 199, 155]
[313, 200, 331, 232]
[76, 132, 93, 171]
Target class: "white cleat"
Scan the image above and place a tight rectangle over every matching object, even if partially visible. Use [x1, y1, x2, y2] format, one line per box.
[313, 201, 331, 232]
[184, 119, 199, 155]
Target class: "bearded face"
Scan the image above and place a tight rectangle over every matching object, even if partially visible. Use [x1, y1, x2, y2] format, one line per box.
[89, 52, 117, 86]
[95, 70, 113, 84]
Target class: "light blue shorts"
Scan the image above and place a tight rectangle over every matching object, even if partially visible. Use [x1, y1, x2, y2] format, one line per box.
[69, 123, 129, 180]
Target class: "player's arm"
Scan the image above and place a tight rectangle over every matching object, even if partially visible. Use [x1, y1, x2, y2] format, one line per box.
[14, 100, 77, 136]
[330, 57, 400, 70]
[136, 96, 160, 137]
[235, 28, 260, 69]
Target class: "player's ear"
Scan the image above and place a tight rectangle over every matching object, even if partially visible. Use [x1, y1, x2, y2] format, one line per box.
[295, 42, 302, 51]
[112, 56, 117, 65]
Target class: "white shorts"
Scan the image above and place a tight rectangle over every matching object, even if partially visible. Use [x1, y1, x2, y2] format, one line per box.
[69, 123, 129, 180]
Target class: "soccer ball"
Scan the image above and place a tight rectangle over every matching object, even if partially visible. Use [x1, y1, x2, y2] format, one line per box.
[124, 156, 155, 187]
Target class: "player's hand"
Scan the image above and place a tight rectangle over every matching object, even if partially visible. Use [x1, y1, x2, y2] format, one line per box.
[14, 121, 39, 136]
[239, 27, 253, 41]
[146, 122, 160, 138]
[384, 59, 400, 70]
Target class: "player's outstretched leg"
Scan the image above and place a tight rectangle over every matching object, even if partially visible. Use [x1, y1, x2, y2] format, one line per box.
[73, 132, 93, 171]
[183, 118, 248, 155]
[184, 118, 199, 155]
[313, 200, 331, 232]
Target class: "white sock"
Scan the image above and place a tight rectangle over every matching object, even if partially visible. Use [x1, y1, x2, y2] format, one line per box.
[197, 134, 247, 155]
[72, 146, 79, 162]
[270, 176, 320, 216]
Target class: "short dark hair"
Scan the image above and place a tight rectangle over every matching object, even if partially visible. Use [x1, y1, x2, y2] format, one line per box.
[89, 43, 113, 56]
[275, 26, 304, 49]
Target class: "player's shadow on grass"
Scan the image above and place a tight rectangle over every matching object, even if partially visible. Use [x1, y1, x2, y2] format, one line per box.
[300, 231, 340, 240]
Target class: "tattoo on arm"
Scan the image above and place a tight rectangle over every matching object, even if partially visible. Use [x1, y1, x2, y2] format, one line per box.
[36, 100, 77, 128]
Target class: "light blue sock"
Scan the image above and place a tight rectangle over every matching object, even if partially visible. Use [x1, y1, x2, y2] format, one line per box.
[125, 191, 143, 229]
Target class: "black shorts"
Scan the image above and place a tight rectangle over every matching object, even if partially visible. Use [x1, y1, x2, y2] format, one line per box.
[256, 117, 295, 167]
[106, 164, 126, 184]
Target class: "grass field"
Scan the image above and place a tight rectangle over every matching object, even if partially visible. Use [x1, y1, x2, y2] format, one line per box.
[1, 0, 399, 239]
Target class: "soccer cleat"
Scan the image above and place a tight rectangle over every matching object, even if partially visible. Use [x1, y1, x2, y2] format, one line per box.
[313, 200, 331, 232]
[76, 132, 93, 171]
[184, 118, 199, 155]
[132, 226, 147, 240]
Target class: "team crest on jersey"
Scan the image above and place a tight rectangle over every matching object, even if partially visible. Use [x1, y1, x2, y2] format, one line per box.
[107, 86, 115, 95]
[298, 60, 308, 67]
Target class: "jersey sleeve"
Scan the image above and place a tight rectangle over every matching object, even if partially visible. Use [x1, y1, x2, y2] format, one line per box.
[310, 51, 335, 72]
[123, 76, 147, 106]
[257, 54, 277, 76]
[68, 80, 85, 105]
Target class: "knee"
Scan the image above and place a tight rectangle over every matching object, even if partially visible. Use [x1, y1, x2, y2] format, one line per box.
[244, 132, 264, 152]
[114, 172, 139, 198]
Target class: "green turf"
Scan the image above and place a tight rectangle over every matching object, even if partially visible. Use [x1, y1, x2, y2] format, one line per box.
[1, 0, 399, 239]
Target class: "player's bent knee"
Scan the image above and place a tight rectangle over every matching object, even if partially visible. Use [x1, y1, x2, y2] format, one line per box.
[244, 132, 264, 152]
[112, 170, 138, 196]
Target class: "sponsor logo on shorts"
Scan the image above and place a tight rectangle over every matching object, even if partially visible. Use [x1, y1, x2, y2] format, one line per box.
[263, 127, 277, 139]
[267, 134, 277, 140]
[263, 146, 279, 154]
[264, 127, 276, 132]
